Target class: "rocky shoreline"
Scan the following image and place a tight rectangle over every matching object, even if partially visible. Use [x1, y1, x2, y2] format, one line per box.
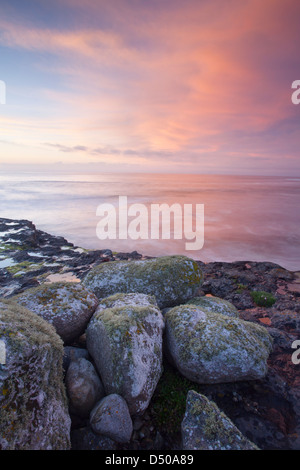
[0, 217, 299, 450]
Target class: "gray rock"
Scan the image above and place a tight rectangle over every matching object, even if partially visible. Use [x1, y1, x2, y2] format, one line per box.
[186, 295, 239, 318]
[182, 390, 258, 450]
[165, 304, 273, 384]
[11, 282, 99, 344]
[82, 255, 203, 309]
[0, 299, 71, 450]
[65, 358, 105, 418]
[63, 346, 90, 373]
[90, 394, 133, 443]
[86, 293, 164, 415]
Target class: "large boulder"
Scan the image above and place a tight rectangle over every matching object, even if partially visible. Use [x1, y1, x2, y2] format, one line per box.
[11, 282, 99, 344]
[186, 295, 239, 318]
[182, 390, 258, 450]
[82, 255, 203, 309]
[165, 304, 273, 384]
[0, 299, 71, 450]
[86, 293, 164, 414]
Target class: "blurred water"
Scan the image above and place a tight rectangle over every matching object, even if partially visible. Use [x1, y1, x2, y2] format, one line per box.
[0, 172, 299, 271]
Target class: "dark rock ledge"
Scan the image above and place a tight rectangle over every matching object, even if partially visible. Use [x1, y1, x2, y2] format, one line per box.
[0, 218, 299, 451]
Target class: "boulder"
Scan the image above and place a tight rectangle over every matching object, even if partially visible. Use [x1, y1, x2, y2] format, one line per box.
[71, 426, 116, 450]
[11, 282, 99, 344]
[186, 295, 239, 318]
[90, 394, 133, 443]
[165, 304, 273, 384]
[86, 293, 164, 414]
[65, 358, 105, 418]
[0, 299, 71, 450]
[182, 390, 258, 450]
[82, 255, 203, 309]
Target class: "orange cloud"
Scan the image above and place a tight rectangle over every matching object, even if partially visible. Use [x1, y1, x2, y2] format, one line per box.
[0, 0, 299, 173]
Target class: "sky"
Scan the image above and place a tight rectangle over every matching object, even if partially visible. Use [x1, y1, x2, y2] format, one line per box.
[0, 0, 299, 175]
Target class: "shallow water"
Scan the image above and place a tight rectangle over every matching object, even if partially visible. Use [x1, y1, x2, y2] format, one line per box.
[0, 173, 299, 271]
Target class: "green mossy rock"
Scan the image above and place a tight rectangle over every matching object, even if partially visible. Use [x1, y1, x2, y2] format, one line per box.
[83, 255, 203, 309]
[186, 295, 239, 318]
[182, 390, 258, 450]
[165, 304, 273, 384]
[0, 299, 71, 450]
[86, 293, 164, 415]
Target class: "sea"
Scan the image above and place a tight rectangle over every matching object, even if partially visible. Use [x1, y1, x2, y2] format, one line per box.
[0, 173, 299, 271]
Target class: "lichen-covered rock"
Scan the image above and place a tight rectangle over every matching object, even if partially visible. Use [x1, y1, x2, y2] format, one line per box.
[82, 255, 203, 309]
[186, 295, 239, 318]
[65, 358, 105, 418]
[86, 293, 164, 414]
[90, 394, 133, 443]
[11, 282, 99, 344]
[182, 390, 258, 450]
[0, 299, 71, 450]
[165, 304, 273, 384]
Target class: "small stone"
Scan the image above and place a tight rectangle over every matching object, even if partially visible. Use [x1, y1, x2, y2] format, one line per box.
[71, 426, 116, 450]
[63, 346, 90, 372]
[65, 358, 105, 417]
[11, 282, 99, 344]
[86, 293, 164, 415]
[90, 394, 133, 443]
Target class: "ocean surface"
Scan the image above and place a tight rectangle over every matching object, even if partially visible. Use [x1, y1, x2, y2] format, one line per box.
[0, 173, 299, 271]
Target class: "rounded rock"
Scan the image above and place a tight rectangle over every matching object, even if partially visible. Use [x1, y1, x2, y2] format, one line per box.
[90, 394, 133, 443]
[82, 255, 203, 309]
[11, 282, 99, 344]
[66, 357, 105, 418]
[86, 293, 164, 415]
[165, 304, 273, 384]
[0, 299, 71, 450]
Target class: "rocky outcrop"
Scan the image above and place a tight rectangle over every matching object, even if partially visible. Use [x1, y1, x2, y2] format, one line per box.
[165, 304, 273, 384]
[11, 282, 99, 344]
[0, 217, 143, 298]
[86, 293, 164, 415]
[82, 255, 203, 309]
[0, 299, 71, 450]
[182, 390, 258, 450]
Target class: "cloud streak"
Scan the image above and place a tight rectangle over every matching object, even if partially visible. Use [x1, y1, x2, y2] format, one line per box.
[0, 0, 300, 174]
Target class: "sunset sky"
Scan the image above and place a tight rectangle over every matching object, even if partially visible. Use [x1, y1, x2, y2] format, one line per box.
[0, 0, 299, 174]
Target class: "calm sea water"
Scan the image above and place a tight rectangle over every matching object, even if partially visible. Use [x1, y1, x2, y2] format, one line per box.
[0, 173, 299, 271]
